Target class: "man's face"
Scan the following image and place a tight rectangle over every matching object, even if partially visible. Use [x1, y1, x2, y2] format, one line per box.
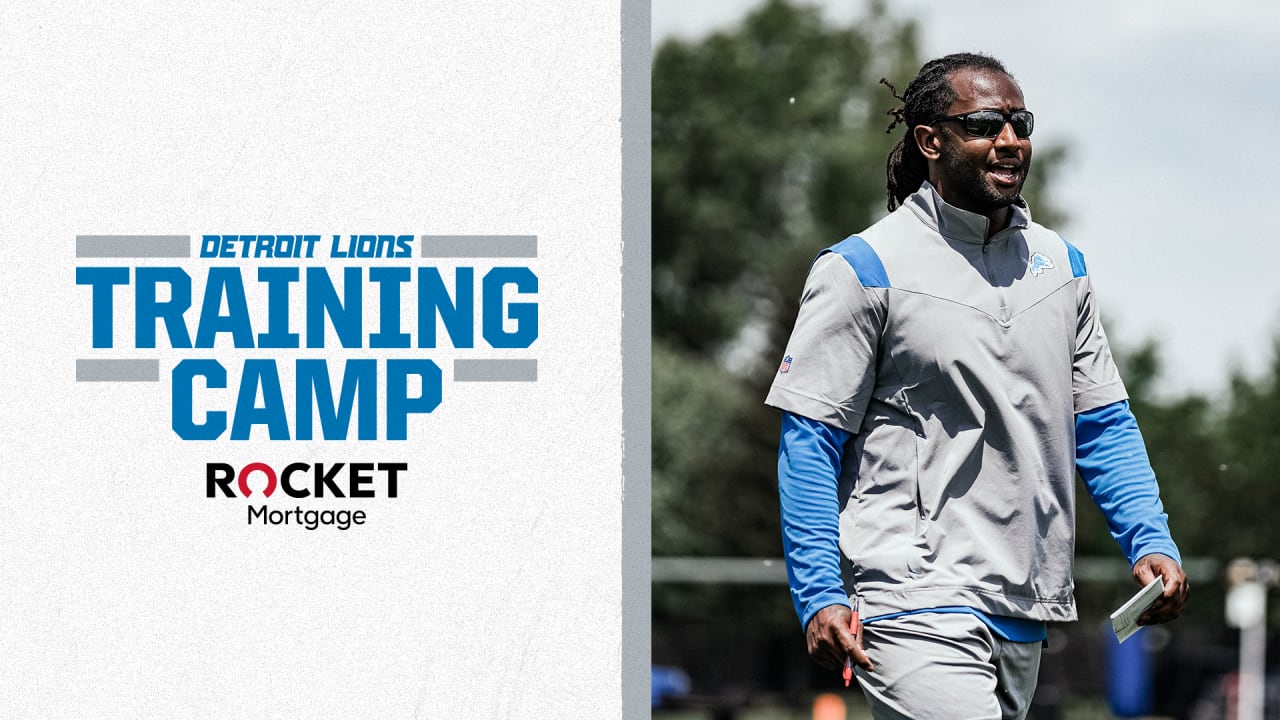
[926, 68, 1033, 217]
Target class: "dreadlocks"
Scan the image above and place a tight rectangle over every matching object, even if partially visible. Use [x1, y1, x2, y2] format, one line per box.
[883, 53, 1012, 212]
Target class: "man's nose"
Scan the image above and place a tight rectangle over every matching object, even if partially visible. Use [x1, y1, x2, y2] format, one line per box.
[993, 120, 1020, 147]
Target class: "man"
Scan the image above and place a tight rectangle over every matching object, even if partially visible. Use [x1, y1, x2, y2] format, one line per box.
[765, 53, 1188, 719]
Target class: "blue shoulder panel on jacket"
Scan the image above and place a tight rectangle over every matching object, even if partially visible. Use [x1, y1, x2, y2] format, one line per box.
[1060, 236, 1087, 278]
[822, 235, 890, 288]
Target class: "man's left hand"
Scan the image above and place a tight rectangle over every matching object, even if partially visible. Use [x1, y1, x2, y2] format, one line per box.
[1133, 553, 1189, 625]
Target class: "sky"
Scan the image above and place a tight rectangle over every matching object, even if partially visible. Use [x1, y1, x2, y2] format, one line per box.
[653, 0, 1280, 398]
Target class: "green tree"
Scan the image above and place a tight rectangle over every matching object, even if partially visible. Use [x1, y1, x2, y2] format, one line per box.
[654, 0, 917, 357]
[1211, 345, 1280, 557]
[1106, 339, 1280, 566]
[653, 0, 922, 569]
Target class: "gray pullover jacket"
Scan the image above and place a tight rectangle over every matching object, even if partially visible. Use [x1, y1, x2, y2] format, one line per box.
[766, 183, 1175, 622]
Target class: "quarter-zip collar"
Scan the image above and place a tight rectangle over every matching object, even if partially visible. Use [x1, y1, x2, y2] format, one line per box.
[904, 181, 1031, 245]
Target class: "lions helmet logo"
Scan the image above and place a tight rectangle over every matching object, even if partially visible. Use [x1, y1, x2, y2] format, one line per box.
[1029, 253, 1055, 277]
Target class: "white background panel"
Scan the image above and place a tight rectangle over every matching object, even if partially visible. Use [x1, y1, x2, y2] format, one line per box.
[0, 2, 622, 718]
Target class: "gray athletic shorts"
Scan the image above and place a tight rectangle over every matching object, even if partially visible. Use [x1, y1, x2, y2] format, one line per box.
[853, 611, 1043, 720]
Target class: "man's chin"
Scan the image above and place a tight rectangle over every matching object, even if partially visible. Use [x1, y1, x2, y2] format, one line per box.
[981, 183, 1024, 209]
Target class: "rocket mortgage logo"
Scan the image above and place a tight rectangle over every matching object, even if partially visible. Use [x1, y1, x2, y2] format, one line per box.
[74, 233, 539, 530]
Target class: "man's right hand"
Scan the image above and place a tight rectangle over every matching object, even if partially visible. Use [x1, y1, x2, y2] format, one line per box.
[805, 604, 874, 673]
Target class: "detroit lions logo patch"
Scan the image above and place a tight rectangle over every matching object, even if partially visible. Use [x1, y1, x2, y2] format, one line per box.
[1029, 252, 1055, 276]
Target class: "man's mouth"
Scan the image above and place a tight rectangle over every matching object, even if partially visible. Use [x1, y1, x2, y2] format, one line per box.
[989, 162, 1022, 187]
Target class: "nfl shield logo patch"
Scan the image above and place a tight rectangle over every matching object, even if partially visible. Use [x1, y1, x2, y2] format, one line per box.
[779, 355, 793, 373]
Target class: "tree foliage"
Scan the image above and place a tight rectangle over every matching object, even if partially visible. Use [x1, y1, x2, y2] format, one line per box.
[653, 1, 923, 571]
[654, 0, 920, 360]
[1094, 338, 1280, 572]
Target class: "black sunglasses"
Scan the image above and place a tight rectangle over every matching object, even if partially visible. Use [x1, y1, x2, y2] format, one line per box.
[932, 109, 1034, 139]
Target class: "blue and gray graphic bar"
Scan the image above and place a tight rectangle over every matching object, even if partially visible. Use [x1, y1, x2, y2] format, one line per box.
[76, 359, 160, 382]
[454, 359, 537, 382]
[76, 235, 191, 258]
[419, 235, 537, 258]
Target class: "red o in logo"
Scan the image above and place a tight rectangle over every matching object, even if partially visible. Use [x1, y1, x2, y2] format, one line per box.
[238, 463, 277, 497]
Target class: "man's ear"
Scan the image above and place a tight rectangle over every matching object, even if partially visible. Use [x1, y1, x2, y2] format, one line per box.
[914, 124, 942, 161]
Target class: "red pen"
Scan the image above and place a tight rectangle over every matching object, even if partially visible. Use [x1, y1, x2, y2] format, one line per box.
[843, 599, 861, 687]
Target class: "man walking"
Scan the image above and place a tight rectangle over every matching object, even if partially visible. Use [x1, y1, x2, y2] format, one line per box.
[766, 53, 1188, 719]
